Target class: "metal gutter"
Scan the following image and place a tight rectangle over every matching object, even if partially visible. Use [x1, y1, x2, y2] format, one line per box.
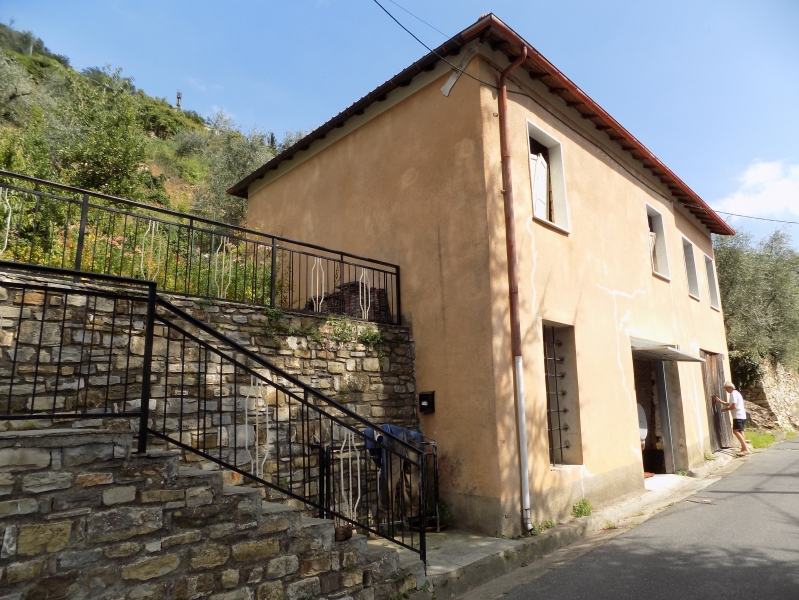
[498, 45, 534, 532]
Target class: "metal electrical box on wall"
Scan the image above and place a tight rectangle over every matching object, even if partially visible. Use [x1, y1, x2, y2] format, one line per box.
[419, 391, 435, 414]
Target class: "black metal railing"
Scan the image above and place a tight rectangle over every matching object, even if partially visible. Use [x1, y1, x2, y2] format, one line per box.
[0, 169, 401, 324]
[0, 261, 154, 425]
[148, 297, 429, 556]
[0, 262, 429, 560]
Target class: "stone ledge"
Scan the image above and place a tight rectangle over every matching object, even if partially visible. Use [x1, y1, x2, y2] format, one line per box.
[0, 428, 133, 448]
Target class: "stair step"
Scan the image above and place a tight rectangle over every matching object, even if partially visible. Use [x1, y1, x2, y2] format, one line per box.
[175, 466, 224, 493]
[262, 500, 302, 515]
[362, 543, 400, 579]
[261, 500, 302, 535]
[291, 516, 335, 555]
[223, 484, 261, 496]
[338, 532, 368, 555]
[301, 516, 333, 528]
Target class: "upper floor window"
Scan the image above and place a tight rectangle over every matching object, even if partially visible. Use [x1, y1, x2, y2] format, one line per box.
[704, 254, 721, 310]
[528, 120, 570, 233]
[645, 205, 670, 279]
[682, 238, 700, 299]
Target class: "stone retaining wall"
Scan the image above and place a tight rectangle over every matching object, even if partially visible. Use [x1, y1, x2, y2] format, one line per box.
[744, 360, 799, 430]
[171, 295, 418, 431]
[0, 273, 420, 471]
[0, 428, 412, 600]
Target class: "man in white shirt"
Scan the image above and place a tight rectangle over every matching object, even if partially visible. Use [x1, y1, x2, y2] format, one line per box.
[714, 381, 749, 455]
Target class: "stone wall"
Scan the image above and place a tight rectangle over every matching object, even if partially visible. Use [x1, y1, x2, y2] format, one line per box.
[0, 428, 423, 600]
[171, 295, 418, 431]
[744, 360, 799, 430]
[0, 272, 420, 468]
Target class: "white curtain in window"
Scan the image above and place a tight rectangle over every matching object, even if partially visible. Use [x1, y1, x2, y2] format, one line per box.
[531, 153, 549, 220]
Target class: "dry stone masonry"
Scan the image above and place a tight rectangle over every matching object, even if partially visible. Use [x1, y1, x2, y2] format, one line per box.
[0, 274, 420, 465]
[744, 359, 799, 430]
[0, 428, 424, 599]
[0, 273, 427, 599]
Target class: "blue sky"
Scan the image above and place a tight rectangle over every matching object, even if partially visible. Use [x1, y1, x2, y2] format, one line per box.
[3, 1, 799, 243]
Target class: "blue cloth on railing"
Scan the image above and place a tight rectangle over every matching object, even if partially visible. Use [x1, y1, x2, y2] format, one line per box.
[363, 424, 422, 470]
[380, 424, 423, 452]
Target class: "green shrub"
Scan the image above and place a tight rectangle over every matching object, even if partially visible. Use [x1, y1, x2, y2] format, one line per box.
[356, 325, 382, 348]
[729, 350, 764, 390]
[571, 499, 593, 518]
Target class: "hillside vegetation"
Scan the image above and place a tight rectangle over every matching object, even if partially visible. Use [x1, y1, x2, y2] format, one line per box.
[0, 21, 303, 225]
[714, 229, 799, 387]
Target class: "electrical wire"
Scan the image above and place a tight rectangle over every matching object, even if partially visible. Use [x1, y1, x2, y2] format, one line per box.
[706, 210, 799, 226]
[384, 0, 451, 39]
[370, 0, 794, 230]
[369, 0, 500, 91]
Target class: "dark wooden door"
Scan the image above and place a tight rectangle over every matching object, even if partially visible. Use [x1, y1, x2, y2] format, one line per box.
[700, 350, 735, 451]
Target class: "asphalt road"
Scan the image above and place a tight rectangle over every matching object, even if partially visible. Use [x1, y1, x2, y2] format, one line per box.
[492, 438, 799, 600]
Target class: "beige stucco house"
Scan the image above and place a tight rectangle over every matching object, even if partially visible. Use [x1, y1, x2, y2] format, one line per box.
[230, 14, 736, 537]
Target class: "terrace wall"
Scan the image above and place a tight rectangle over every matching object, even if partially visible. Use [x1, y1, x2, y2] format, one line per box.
[0, 274, 421, 474]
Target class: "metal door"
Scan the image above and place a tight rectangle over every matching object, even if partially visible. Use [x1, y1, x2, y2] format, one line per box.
[700, 350, 735, 451]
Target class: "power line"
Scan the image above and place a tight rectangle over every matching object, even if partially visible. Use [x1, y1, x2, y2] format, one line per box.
[384, 0, 451, 39]
[369, 0, 498, 90]
[369, 1, 797, 231]
[712, 210, 799, 226]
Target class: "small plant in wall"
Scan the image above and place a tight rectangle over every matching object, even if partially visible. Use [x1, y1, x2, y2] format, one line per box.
[318, 316, 357, 346]
[571, 498, 593, 518]
[356, 324, 383, 348]
[260, 306, 297, 338]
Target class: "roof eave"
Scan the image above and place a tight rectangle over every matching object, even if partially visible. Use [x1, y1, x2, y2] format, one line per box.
[228, 14, 734, 237]
[227, 36, 468, 199]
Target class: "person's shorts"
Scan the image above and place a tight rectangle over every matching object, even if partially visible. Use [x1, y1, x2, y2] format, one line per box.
[733, 419, 746, 432]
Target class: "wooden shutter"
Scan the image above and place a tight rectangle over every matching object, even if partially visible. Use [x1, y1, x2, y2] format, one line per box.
[531, 153, 550, 220]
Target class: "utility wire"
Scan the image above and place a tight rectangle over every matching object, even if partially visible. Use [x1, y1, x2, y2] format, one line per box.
[369, 0, 499, 91]
[370, 0, 795, 230]
[384, 0, 451, 39]
[709, 210, 799, 226]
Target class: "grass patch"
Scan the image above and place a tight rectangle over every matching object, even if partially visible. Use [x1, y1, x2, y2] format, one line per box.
[602, 521, 617, 530]
[676, 470, 689, 476]
[571, 498, 593, 518]
[703, 451, 716, 461]
[786, 430, 798, 440]
[745, 430, 776, 449]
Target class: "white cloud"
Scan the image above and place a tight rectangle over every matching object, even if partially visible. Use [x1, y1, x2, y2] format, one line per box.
[712, 160, 799, 219]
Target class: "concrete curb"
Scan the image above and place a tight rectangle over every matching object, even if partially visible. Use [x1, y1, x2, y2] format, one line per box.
[415, 461, 745, 600]
[687, 450, 734, 478]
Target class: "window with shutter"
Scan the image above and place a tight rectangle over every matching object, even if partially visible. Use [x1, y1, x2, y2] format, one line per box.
[531, 150, 550, 220]
[682, 238, 701, 299]
[705, 255, 720, 310]
[645, 205, 670, 279]
[527, 121, 569, 232]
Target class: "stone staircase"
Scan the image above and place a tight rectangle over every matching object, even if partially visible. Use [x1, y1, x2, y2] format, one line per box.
[0, 428, 425, 600]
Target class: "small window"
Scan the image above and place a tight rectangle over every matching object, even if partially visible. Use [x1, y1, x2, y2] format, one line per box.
[682, 238, 700, 299]
[645, 205, 670, 279]
[542, 323, 582, 467]
[704, 255, 720, 310]
[528, 121, 570, 232]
